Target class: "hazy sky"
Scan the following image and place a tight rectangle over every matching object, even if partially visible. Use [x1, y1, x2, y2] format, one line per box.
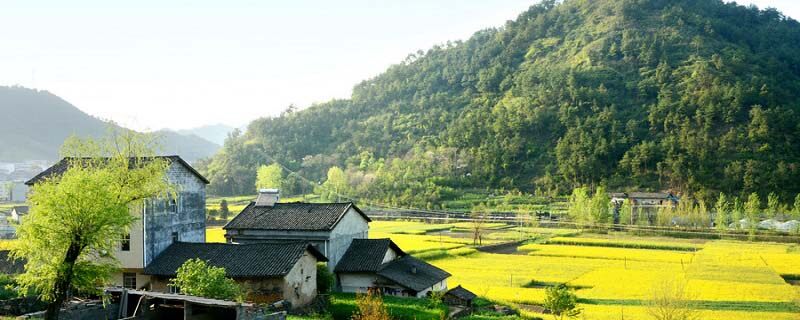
[1, 0, 798, 131]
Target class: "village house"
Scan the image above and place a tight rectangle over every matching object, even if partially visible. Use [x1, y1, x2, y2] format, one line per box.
[143, 241, 326, 307]
[610, 191, 679, 223]
[26, 156, 208, 290]
[224, 189, 370, 271]
[335, 238, 450, 297]
[9, 205, 28, 224]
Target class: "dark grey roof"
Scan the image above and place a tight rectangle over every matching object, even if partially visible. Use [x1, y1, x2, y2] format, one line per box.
[446, 285, 477, 300]
[335, 239, 406, 273]
[628, 192, 672, 199]
[143, 242, 326, 278]
[377, 256, 451, 292]
[26, 156, 209, 185]
[11, 206, 28, 215]
[224, 202, 371, 231]
[0, 251, 25, 274]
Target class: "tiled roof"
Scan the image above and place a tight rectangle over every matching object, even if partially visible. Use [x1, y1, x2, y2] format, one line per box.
[335, 239, 406, 273]
[26, 156, 209, 185]
[628, 192, 672, 199]
[376, 256, 451, 292]
[224, 202, 371, 231]
[0, 251, 25, 274]
[446, 285, 477, 300]
[143, 242, 326, 278]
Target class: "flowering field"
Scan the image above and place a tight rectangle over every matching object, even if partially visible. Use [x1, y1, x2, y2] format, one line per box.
[374, 221, 800, 320]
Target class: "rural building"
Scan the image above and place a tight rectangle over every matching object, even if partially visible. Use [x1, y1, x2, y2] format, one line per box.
[9, 205, 28, 223]
[444, 285, 477, 308]
[26, 156, 208, 289]
[224, 189, 370, 271]
[144, 242, 326, 307]
[335, 238, 450, 298]
[610, 191, 679, 223]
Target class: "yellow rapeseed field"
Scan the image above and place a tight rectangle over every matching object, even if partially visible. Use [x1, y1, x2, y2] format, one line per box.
[376, 220, 800, 320]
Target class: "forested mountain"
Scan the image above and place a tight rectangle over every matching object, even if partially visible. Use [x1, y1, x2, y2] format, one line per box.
[0, 86, 219, 163]
[201, 0, 800, 206]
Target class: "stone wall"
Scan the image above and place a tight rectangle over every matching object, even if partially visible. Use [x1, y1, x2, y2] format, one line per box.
[19, 301, 119, 320]
[0, 297, 46, 316]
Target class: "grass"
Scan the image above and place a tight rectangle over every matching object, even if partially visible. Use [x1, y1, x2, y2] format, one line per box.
[373, 220, 800, 320]
[328, 293, 446, 320]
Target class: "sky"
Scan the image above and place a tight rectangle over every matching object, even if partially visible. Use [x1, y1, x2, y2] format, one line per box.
[0, 0, 798, 132]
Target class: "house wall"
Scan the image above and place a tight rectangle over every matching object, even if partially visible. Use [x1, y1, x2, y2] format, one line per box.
[338, 273, 380, 293]
[110, 269, 152, 290]
[117, 216, 145, 269]
[414, 279, 448, 298]
[327, 208, 369, 270]
[280, 250, 319, 307]
[142, 162, 206, 267]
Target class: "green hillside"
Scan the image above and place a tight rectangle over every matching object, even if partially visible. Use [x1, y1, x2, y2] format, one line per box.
[200, 0, 800, 206]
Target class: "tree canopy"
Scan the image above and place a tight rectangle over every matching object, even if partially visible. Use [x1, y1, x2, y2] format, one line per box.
[199, 0, 800, 207]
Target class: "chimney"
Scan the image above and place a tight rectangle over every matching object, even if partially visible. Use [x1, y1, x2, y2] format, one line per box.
[255, 189, 280, 207]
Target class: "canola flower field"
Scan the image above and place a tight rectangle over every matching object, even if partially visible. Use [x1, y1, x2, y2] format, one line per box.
[369, 221, 800, 320]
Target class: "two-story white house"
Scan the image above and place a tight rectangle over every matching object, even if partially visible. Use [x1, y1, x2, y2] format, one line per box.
[26, 156, 208, 290]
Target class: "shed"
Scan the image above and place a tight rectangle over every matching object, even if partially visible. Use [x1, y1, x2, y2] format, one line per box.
[444, 285, 477, 307]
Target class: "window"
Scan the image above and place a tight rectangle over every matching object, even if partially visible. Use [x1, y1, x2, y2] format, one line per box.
[172, 232, 179, 243]
[168, 197, 178, 214]
[123, 273, 137, 289]
[121, 234, 130, 251]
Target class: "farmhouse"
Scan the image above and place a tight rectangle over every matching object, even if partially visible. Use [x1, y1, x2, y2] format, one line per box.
[27, 156, 208, 289]
[144, 242, 326, 307]
[335, 238, 450, 297]
[9, 205, 28, 223]
[224, 189, 370, 271]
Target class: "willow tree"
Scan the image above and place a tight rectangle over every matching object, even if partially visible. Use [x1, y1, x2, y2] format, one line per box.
[12, 132, 172, 320]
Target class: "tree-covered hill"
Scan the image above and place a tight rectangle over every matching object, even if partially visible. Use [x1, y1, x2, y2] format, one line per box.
[201, 0, 800, 205]
[0, 86, 220, 163]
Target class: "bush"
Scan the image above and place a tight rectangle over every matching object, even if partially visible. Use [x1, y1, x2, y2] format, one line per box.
[170, 258, 242, 301]
[543, 284, 581, 319]
[317, 263, 334, 294]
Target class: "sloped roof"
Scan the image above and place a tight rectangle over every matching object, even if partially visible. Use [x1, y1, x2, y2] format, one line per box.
[224, 202, 371, 231]
[628, 192, 672, 199]
[11, 206, 28, 215]
[143, 242, 326, 278]
[26, 156, 209, 185]
[376, 256, 451, 292]
[446, 285, 477, 300]
[335, 239, 406, 273]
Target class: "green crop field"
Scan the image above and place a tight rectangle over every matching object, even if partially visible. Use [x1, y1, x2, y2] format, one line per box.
[370, 220, 800, 320]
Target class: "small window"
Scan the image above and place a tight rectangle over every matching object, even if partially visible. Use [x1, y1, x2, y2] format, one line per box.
[172, 232, 179, 243]
[123, 273, 137, 289]
[121, 234, 130, 251]
[168, 197, 178, 214]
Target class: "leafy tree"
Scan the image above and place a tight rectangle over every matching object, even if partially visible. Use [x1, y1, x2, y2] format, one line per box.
[568, 187, 591, 226]
[590, 187, 611, 225]
[13, 132, 172, 320]
[543, 284, 581, 320]
[316, 263, 334, 294]
[714, 193, 730, 233]
[793, 194, 800, 219]
[320, 166, 349, 202]
[170, 258, 242, 301]
[766, 192, 781, 219]
[469, 204, 488, 245]
[731, 197, 744, 229]
[219, 199, 230, 221]
[255, 164, 282, 191]
[618, 199, 633, 225]
[744, 193, 761, 238]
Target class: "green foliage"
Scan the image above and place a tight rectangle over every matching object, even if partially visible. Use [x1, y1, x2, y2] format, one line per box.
[319, 166, 349, 202]
[618, 199, 633, 225]
[13, 131, 172, 312]
[329, 293, 446, 320]
[543, 284, 581, 319]
[255, 164, 283, 191]
[200, 0, 800, 208]
[715, 193, 730, 232]
[316, 263, 334, 294]
[219, 199, 230, 220]
[170, 258, 242, 301]
[793, 194, 800, 219]
[744, 193, 761, 238]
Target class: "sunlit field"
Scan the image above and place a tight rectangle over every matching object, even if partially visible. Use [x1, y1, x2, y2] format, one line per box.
[371, 220, 800, 320]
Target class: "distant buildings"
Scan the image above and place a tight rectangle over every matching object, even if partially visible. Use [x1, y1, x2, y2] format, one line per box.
[610, 191, 680, 223]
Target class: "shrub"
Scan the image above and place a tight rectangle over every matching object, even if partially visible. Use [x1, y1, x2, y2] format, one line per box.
[170, 258, 242, 301]
[317, 263, 334, 294]
[352, 290, 390, 320]
[543, 284, 581, 320]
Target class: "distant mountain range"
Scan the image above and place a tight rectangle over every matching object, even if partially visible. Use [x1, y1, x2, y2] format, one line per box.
[0, 86, 220, 163]
[177, 124, 236, 146]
